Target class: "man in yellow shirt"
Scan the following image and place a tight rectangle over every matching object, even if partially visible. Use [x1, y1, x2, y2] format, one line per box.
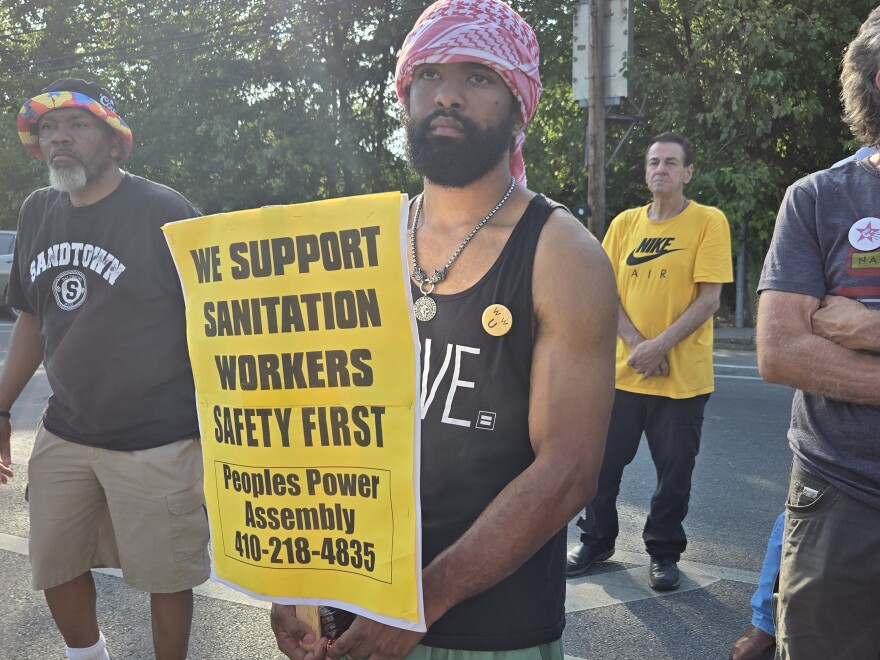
[567, 133, 733, 590]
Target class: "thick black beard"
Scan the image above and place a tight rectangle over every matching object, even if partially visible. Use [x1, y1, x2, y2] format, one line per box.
[404, 108, 516, 188]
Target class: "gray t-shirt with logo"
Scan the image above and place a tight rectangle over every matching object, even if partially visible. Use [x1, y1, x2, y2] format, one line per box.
[759, 159, 880, 510]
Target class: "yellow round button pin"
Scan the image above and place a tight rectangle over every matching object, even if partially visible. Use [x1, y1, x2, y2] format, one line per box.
[482, 304, 513, 336]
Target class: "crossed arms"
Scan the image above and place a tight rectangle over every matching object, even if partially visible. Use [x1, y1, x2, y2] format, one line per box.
[758, 292, 880, 405]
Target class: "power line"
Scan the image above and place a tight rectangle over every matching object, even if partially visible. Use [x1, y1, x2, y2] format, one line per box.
[0, 7, 143, 40]
[1, 13, 269, 73]
[0, 1, 275, 40]
[0, 0, 410, 40]
[2, 5, 427, 77]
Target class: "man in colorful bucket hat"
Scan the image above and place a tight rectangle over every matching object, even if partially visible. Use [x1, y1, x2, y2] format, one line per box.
[1, 77, 208, 660]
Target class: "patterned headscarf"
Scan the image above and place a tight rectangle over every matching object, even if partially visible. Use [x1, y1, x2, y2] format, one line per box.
[395, 0, 542, 185]
[18, 79, 133, 161]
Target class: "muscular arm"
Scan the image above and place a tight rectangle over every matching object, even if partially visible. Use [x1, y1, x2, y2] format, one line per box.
[0, 312, 44, 483]
[625, 282, 722, 377]
[315, 211, 618, 660]
[758, 290, 880, 404]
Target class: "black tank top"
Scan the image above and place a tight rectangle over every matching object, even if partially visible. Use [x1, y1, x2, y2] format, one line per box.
[414, 195, 566, 651]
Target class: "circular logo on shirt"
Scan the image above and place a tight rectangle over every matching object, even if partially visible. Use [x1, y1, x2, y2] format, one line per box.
[848, 217, 880, 250]
[52, 270, 87, 311]
[482, 304, 513, 336]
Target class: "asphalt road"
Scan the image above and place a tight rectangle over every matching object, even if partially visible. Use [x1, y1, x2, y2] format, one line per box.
[0, 317, 794, 660]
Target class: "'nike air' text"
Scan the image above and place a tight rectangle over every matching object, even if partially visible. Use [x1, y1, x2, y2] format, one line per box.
[625, 237, 683, 266]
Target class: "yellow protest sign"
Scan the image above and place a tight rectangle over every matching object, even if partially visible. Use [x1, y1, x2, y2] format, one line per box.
[162, 192, 424, 631]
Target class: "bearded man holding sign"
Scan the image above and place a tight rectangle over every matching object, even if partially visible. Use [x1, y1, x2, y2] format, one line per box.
[270, 1, 617, 659]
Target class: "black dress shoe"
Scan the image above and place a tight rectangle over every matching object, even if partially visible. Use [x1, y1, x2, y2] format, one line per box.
[648, 557, 680, 591]
[566, 543, 614, 577]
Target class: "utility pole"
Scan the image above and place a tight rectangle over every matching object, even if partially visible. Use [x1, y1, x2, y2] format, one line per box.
[734, 217, 748, 327]
[574, 0, 632, 237]
[587, 0, 606, 239]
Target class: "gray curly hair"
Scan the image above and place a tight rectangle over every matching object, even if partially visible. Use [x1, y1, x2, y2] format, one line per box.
[841, 7, 880, 147]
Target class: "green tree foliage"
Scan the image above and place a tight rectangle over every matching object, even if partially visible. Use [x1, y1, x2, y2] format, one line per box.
[607, 0, 875, 315]
[0, 0, 875, 272]
[0, 0, 422, 223]
[508, 2, 590, 208]
[614, 0, 875, 245]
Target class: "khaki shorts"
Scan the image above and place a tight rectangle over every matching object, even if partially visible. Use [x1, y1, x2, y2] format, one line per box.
[28, 425, 210, 593]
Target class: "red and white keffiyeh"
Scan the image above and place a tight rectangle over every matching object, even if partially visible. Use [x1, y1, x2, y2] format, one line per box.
[395, 0, 542, 185]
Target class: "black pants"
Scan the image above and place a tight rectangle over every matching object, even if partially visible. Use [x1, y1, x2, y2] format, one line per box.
[576, 389, 708, 561]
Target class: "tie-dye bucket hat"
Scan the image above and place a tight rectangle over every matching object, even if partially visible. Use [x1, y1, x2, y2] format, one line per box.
[18, 78, 133, 161]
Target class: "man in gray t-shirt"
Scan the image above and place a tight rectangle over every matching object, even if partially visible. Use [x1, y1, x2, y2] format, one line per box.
[729, 146, 879, 660]
[756, 9, 880, 659]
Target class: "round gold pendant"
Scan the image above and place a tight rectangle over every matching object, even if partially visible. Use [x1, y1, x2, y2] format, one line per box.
[482, 304, 513, 336]
[414, 295, 437, 322]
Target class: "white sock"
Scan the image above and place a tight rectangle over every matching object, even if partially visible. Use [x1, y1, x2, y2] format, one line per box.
[65, 632, 111, 660]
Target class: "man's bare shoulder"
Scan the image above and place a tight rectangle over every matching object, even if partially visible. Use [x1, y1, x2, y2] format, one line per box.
[531, 203, 616, 320]
[537, 204, 607, 265]
[514, 191, 610, 275]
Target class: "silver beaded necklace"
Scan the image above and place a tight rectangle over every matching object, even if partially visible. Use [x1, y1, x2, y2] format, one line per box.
[410, 176, 516, 322]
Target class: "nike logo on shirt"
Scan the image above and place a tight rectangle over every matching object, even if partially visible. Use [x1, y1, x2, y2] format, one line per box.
[625, 237, 683, 265]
